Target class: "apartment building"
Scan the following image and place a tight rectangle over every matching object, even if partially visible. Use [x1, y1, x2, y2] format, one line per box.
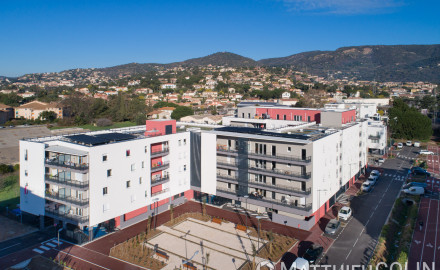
[195, 109, 367, 230]
[20, 120, 192, 240]
[15, 100, 65, 120]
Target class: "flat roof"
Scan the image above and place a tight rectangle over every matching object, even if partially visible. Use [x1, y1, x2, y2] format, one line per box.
[65, 132, 137, 146]
[214, 126, 332, 141]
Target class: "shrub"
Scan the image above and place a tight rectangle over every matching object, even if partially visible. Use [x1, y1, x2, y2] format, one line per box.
[0, 164, 13, 174]
[95, 118, 113, 127]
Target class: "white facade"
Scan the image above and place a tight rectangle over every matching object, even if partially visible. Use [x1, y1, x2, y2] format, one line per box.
[366, 120, 388, 154]
[20, 126, 191, 229]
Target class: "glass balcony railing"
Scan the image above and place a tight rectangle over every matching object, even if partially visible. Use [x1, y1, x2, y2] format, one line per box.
[151, 175, 170, 186]
[45, 158, 89, 171]
[151, 161, 170, 172]
[45, 174, 89, 189]
[247, 179, 311, 195]
[45, 208, 89, 223]
[248, 165, 311, 180]
[151, 148, 170, 158]
[45, 192, 89, 207]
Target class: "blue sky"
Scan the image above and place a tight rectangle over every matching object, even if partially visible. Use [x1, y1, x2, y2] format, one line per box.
[0, 0, 439, 77]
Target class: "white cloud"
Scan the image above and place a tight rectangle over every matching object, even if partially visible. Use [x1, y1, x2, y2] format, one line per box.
[280, 0, 404, 14]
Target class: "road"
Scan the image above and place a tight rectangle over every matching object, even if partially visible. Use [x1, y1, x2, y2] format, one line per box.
[0, 230, 53, 258]
[318, 146, 417, 269]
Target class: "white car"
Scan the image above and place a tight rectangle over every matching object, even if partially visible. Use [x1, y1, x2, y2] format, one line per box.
[370, 170, 381, 178]
[367, 175, 377, 185]
[419, 150, 434, 155]
[397, 143, 403, 149]
[289, 257, 310, 270]
[362, 181, 372, 192]
[406, 141, 412, 147]
[403, 186, 425, 196]
[338, 206, 352, 221]
[414, 141, 421, 147]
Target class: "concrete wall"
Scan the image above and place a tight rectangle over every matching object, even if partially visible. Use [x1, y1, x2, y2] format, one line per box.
[200, 132, 217, 194]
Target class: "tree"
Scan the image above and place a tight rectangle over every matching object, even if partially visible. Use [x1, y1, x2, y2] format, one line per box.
[389, 98, 433, 140]
[38, 111, 57, 122]
[171, 106, 194, 120]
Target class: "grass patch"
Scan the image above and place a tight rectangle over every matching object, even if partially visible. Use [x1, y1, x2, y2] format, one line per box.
[50, 121, 137, 131]
[0, 173, 19, 209]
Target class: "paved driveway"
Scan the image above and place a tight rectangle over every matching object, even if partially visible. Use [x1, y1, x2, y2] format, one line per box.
[318, 146, 417, 269]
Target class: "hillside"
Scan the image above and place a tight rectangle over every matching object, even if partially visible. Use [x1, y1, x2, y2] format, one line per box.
[258, 45, 440, 82]
[169, 52, 257, 67]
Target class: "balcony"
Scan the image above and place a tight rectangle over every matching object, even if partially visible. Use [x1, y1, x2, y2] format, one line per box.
[368, 135, 381, 140]
[151, 175, 170, 187]
[247, 151, 311, 164]
[217, 161, 238, 169]
[216, 187, 312, 215]
[152, 188, 170, 197]
[216, 173, 239, 183]
[45, 208, 89, 224]
[151, 161, 170, 173]
[248, 165, 311, 181]
[45, 158, 89, 172]
[45, 175, 89, 190]
[151, 148, 170, 158]
[247, 179, 311, 196]
[45, 192, 89, 207]
[216, 146, 238, 156]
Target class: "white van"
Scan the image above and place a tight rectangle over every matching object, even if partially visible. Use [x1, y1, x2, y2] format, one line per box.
[414, 142, 421, 147]
[403, 186, 425, 196]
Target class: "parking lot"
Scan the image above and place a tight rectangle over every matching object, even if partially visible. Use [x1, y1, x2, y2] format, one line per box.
[426, 145, 440, 176]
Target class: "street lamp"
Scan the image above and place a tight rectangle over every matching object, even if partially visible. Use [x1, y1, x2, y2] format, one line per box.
[243, 195, 249, 230]
[181, 230, 191, 261]
[182, 250, 199, 267]
[57, 228, 63, 247]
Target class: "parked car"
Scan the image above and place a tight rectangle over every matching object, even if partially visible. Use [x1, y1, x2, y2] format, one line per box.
[403, 186, 425, 196]
[397, 143, 403, 149]
[289, 257, 310, 270]
[362, 181, 372, 192]
[325, 219, 341, 235]
[378, 158, 385, 164]
[338, 206, 352, 221]
[419, 150, 434, 155]
[403, 182, 427, 189]
[406, 141, 412, 147]
[411, 167, 431, 177]
[367, 175, 377, 185]
[303, 244, 323, 264]
[370, 170, 381, 178]
[414, 141, 421, 147]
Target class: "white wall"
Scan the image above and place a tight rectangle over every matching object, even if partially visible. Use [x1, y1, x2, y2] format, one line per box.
[341, 123, 362, 184]
[311, 132, 339, 212]
[20, 140, 46, 216]
[200, 132, 217, 194]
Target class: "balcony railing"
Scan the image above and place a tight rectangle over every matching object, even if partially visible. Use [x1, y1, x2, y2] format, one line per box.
[152, 188, 170, 196]
[248, 151, 311, 163]
[151, 161, 170, 173]
[216, 147, 238, 154]
[247, 179, 311, 195]
[248, 165, 311, 180]
[217, 173, 239, 182]
[368, 135, 381, 140]
[45, 208, 89, 224]
[151, 175, 170, 186]
[45, 159, 89, 171]
[216, 187, 312, 211]
[45, 192, 89, 207]
[45, 175, 89, 189]
[217, 161, 239, 168]
[151, 148, 170, 158]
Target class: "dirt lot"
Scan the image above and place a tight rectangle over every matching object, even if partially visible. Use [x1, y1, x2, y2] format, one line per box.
[0, 215, 37, 242]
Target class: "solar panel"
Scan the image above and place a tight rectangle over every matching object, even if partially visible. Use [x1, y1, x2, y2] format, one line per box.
[66, 134, 110, 146]
[215, 126, 311, 140]
[94, 132, 136, 142]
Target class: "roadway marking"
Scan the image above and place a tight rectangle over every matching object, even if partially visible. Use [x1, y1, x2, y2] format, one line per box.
[32, 248, 44, 254]
[39, 245, 50, 251]
[434, 200, 439, 263]
[345, 250, 352, 260]
[46, 242, 56, 248]
[0, 243, 20, 252]
[420, 199, 432, 264]
[353, 238, 359, 247]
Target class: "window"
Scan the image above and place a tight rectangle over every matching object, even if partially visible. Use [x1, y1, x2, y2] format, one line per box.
[24, 170, 28, 176]
[107, 169, 112, 177]
[142, 161, 144, 168]
[307, 116, 311, 122]
[183, 165, 186, 171]
[283, 115, 287, 120]
[103, 203, 110, 212]
[242, 113, 244, 118]
[183, 139, 186, 145]
[272, 192, 276, 199]
[126, 181, 131, 188]
[248, 113, 251, 118]
[131, 163, 136, 171]
[102, 155, 107, 162]
[272, 177, 276, 185]
[145, 146, 147, 153]
[228, 183, 232, 189]
[24, 150, 28, 161]
[103, 187, 108, 195]
[126, 150, 130, 157]
[139, 177, 142, 184]
[178, 140, 182, 146]
[287, 147, 291, 152]
[145, 190, 148, 197]
[276, 114, 280, 120]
